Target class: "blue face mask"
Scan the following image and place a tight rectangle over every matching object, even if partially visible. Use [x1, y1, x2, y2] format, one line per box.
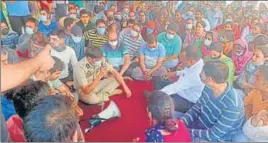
[25, 27, 34, 35]
[40, 15, 47, 22]
[96, 27, 106, 35]
[244, 13, 249, 17]
[220, 36, 225, 43]
[147, 28, 153, 34]
[72, 36, 82, 43]
[252, 62, 264, 67]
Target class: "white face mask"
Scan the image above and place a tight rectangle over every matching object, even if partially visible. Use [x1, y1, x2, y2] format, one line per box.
[109, 40, 118, 46]
[94, 60, 103, 67]
[186, 24, 193, 29]
[204, 39, 212, 46]
[131, 30, 138, 37]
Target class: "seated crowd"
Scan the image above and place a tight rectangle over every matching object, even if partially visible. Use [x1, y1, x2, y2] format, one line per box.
[1, 1, 268, 142]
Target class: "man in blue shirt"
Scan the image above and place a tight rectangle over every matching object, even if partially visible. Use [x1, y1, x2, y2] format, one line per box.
[6, 1, 31, 35]
[0, 21, 19, 49]
[101, 30, 132, 77]
[181, 61, 245, 142]
[157, 23, 182, 70]
[131, 34, 167, 80]
[38, 8, 59, 37]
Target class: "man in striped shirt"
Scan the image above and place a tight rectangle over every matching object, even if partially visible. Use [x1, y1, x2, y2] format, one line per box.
[119, 22, 144, 61]
[181, 61, 245, 142]
[84, 19, 108, 48]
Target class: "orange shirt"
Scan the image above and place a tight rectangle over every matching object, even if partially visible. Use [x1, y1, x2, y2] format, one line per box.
[244, 89, 268, 119]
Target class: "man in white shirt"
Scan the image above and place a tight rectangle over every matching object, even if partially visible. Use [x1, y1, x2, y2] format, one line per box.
[49, 29, 78, 85]
[150, 45, 205, 113]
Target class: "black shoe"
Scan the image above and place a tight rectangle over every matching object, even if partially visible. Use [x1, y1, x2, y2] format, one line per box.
[143, 90, 152, 98]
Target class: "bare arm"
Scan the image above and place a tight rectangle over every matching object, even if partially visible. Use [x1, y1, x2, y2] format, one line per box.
[80, 72, 103, 95]
[139, 55, 146, 73]
[110, 67, 131, 98]
[119, 54, 131, 76]
[149, 57, 164, 74]
[1, 58, 40, 92]
[1, 45, 54, 92]
[164, 54, 178, 62]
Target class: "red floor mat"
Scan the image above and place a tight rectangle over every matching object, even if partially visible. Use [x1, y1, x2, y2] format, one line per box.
[79, 80, 153, 142]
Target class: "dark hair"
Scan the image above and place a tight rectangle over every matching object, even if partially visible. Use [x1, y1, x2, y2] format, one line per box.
[50, 29, 66, 39]
[64, 17, 74, 28]
[127, 19, 135, 26]
[225, 21, 234, 28]
[23, 95, 79, 142]
[147, 91, 178, 132]
[96, 19, 106, 26]
[68, 7, 77, 13]
[139, 10, 146, 16]
[223, 30, 234, 41]
[49, 56, 64, 73]
[31, 32, 48, 46]
[40, 7, 50, 14]
[196, 21, 206, 28]
[205, 31, 214, 40]
[133, 22, 142, 29]
[146, 34, 156, 44]
[253, 34, 268, 46]
[12, 80, 50, 119]
[210, 42, 224, 53]
[202, 61, 229, 84]
[79, 9, 89, 16]
[85, 46, 103, 59]
[26, 17, 38, 26]
[186, 18, 194, 22]
[185, 45, 202, 61]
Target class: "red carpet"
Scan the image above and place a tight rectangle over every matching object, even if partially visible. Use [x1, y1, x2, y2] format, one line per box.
[79, 80, 153, 142]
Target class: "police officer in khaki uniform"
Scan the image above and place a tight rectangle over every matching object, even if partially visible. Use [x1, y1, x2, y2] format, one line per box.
[73, 46, 131, 104]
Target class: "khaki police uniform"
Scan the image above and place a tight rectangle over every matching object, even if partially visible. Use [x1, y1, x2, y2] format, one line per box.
[73, 57, 119, 104]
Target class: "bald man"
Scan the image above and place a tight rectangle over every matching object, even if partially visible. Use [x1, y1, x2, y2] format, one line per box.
[100, 30, 132, 77]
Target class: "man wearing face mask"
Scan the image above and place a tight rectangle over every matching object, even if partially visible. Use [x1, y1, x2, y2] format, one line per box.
[50, 29, 78, 85]
[180, 61, 245, 142]
[210, 3, 223, 30]
[64, 26, 85, 61]
[59, 7, 80, 29]
[73, 46, 131, 105]
[157, 23, 182, 70]
[84, 19, 108, 48]
[101, 30, 132, 77]
[114, 12, 123, 32]
[119, 22, 144, 62]
[204, 42, 235, 85]
[131, 34, 167, 80]
[182, 6, 195, 20]
[38, 8, 59, 37]
[17, 18, 38, 58]
[0, 21, 19, 49]
[185, 18, 194, 36]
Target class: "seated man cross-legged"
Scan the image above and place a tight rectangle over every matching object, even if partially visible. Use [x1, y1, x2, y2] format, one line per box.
[131, 34, 167, 80]
[73, 46, 131, 105]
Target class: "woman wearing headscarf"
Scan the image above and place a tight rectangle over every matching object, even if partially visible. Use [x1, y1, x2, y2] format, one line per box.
[133, 91, 191, 142]
[232, 39, 253, 75]
[201, 31, 218, 57]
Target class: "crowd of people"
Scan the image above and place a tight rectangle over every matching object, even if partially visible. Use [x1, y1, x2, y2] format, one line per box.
[1, 0, 268, 142]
